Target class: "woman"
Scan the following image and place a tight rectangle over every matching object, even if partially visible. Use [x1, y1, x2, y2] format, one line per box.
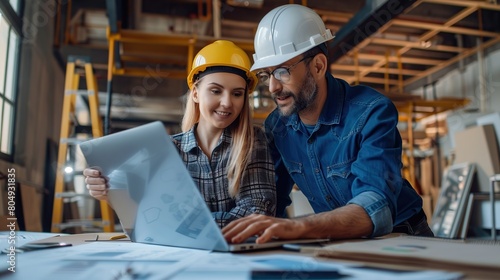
[84, 40, 276, 227]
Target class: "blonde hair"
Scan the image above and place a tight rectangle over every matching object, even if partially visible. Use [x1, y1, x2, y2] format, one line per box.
[181, 79, 254, 197]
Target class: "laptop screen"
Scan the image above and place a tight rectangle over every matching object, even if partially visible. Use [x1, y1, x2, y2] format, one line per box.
[80, 121, 230, 251]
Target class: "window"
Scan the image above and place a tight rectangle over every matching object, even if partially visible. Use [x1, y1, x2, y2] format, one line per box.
[9, 0, 19, 13]
[0, 0, 21, 159]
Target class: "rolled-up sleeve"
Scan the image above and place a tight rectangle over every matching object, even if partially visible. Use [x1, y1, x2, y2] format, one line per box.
[348, 191, 393, 236]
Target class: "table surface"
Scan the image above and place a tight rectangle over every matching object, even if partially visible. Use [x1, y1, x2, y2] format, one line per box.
[21, 232, 500, 280]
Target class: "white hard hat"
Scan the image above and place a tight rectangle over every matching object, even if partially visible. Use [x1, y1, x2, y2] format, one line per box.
[251, 4, 334, 71]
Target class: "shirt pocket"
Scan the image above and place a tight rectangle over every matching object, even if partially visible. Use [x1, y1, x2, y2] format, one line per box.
[326, 161, 353, 204]
[282, 159, 312, 196]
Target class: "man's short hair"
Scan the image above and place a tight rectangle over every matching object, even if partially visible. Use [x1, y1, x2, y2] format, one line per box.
[302, 43, 328, 59]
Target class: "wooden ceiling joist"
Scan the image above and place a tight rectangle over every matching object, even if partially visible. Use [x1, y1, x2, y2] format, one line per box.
[369, 38, 465, 53]
[330, 0, 500, 94]
[403, 35, 500, 87]
[331, 64, 422, 76]
[421, 0, 500, 11]
[392, 19, 498, 38]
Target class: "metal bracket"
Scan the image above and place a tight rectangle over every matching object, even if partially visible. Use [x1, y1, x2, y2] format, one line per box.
[490, 174, 500, 241]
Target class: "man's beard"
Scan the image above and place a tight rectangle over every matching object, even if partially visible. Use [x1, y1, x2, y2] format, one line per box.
[274, 71, 318, 117]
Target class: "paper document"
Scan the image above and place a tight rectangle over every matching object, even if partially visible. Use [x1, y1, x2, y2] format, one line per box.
[315, 235, 500, 272]
[170, 253, 462, 280]
[0, 231, 66, 250]
[1, 241, 210, 280]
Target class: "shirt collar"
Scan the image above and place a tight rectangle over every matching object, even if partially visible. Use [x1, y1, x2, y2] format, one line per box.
[318, 73, 344, 125]
[284, 73, 345, 129]
[180, 124, 232, 153]
[180, 126, 198, 153]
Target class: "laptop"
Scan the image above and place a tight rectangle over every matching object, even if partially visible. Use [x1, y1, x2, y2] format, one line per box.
[79, 121, 329, 252]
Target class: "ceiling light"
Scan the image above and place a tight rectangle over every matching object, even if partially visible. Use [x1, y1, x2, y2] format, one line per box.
[420, 41, 432, 48]
[64, 166, 74, 174]
[226, 0, 263, 9]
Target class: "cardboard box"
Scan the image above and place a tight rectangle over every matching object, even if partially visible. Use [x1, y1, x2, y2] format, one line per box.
[454, 124, 500, 192]
[419, 157, 434, 196]
[477, 112, 500, 148]
[20, 184, 43, 232]
[421, 194, 433, 223]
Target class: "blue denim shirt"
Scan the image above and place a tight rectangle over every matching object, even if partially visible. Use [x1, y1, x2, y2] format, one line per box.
[263, 74, 422, 236]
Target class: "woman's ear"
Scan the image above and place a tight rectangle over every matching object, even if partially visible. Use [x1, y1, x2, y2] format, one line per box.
[192, 88, 199, 103]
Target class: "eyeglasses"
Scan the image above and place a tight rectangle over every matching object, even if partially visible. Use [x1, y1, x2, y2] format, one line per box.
[256, 55, 314, 86]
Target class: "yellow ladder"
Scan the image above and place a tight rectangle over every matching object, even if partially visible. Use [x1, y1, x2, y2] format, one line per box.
[51, 56, 115, 233]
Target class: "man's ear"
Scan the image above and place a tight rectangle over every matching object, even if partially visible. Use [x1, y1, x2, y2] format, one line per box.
[311, 53, 328, 77]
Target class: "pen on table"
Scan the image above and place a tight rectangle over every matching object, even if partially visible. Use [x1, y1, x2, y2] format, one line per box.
[282, 244, 302, 252]
[84, 234, 128, 242]
[110, 234, 128, 240]
[84, 234, 99, 242]
[282, 243, 326, 253]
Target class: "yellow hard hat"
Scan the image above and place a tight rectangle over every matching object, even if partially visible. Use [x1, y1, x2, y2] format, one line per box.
[187, 40, 258, 92]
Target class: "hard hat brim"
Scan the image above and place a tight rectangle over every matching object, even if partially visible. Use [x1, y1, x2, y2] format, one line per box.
[250, 34, 334, 72]
[250, 51, 305, 72]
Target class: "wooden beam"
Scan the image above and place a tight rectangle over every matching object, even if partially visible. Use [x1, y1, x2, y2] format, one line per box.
[357, 53, 446, 65]
[221, 19, 258, 29]
[395, 98, 470, 121]
[119, 55, 186, 65]
[392, 18, 498, 38]
[109, 30, 255, 50]
[357, 2, 495, 91]
[333, 75, 400, 86]
[403, 36, 500, 87]
[350, 3, 488, 88]
[314, 9, 353, 23]
[106, 28, 256, 81]
[422, 0, 500, 11]
[370, 37, 465, 53]
[113, 68, 186, 79]
[331, 64, 422, 76]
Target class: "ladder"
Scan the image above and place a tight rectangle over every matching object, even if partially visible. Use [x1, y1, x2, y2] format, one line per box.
[51, 56, 115, 233]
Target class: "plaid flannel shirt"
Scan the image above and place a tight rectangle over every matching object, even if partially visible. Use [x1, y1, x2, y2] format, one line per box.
[171, 125, 276, 228]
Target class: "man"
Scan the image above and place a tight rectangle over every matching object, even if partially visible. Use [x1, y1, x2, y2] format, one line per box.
[223, 4, 434, 244]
